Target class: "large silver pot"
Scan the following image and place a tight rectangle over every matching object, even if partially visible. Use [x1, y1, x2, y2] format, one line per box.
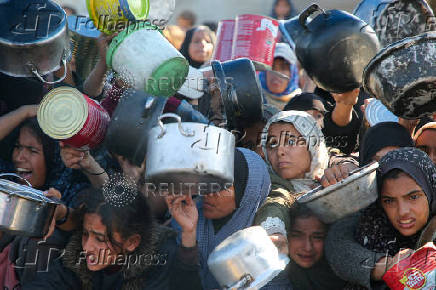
[208, 226, 289, 289]
[0, 174, 61, 237]
[297, 162, 379, 224]
[146, 113, 235, 195]
[0, 0, 69, 83]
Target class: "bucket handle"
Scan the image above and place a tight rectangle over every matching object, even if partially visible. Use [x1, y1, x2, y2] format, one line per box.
[0, 173, 31, 187]
[299, 4, 326, 30]
[28, 53, 67, 85]
[225, 274, 254, 289]
[157, 113, 195, 139]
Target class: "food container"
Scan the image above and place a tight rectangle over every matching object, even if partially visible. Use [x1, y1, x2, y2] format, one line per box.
[232, 14, 279, 69]
[37, 86, 110, 150]
[107, 25, 189, 97]
[212, 20, 235, 62]
[86, 0, 150, 34]
[0, 174, 61, 238]
[363, 32, 436, 119]
[0, 0, 69, 83]
[146, 113, 235, 195]
[297, 162, 379, 224]
[208, 226, 289, 290]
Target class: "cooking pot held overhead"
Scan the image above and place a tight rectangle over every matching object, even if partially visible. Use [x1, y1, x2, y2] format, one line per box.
[280, 4, 380, 93]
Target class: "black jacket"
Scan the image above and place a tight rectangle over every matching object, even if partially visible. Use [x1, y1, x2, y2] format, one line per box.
[23, 226, 202, 290]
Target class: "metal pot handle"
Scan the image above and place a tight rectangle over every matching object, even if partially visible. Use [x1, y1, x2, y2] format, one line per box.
[0, 173, 31, 187]
[157, 113, 195, 139]
[225, 274, 254, 289]
[299, 4, 326, 30]
[28, 54, 67, 85]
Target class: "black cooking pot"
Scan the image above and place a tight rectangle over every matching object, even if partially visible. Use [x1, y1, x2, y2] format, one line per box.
[211, 58, 263, 130]
[280, 4, 380, 93]
[105, 89, 166, 166]
[354, 0, 434, 47]
[363, 32, 436, 119]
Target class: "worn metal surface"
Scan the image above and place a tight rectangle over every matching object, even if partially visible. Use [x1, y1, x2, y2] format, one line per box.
[146, 115, 235, 195]
[208, 226, 289, 290]
[354, 0, 435, 47]
[364, 32, 436, 119]
[297, 162, 379, 224]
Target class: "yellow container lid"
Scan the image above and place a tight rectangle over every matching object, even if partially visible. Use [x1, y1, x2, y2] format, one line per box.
[37, 87, 88, 140]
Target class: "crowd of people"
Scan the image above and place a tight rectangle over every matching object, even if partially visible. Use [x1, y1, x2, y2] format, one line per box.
[0, 0, 436, 289]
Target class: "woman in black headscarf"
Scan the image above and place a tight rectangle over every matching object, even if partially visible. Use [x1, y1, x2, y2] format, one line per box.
[359, 122, 414, 166]
[179, 26, 216, 68]
[271, 0, 297, 20]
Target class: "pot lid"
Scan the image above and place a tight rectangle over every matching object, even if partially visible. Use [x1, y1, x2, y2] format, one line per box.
[365, 99, 399, 126]
[0, 0, 66, 44]
[0, 179, 61, 204]
[37, 86, 88, 140]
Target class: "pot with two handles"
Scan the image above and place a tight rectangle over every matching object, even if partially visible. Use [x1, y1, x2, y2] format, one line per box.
[0, 0, 70, 84]
[146, 113, 235, 195]
[279, 4, 380, 93]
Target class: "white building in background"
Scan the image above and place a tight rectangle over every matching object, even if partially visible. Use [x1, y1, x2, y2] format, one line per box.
[55, 0, 360, 24]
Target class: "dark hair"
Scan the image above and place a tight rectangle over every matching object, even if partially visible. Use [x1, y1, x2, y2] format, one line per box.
[14, 117, 56, 176]
[77, 187, 154, 252]
[178, 11, 197, 26]
[288, 204, 327, 231]
[377, 168, 407, 197]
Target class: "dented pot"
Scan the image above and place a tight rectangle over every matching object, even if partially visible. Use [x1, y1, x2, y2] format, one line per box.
[145, 113, 235, 195]
[363, 32, 436, 119]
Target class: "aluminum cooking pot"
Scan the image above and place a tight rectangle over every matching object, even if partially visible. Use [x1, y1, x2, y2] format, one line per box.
[363, 32, 436, 119]
[208, 226, 289, 290]
[0, 174, 61, 237]
[105, 89, 166, 166]
[353, 0, 434, 47]
[280, 4, 380, 93]
[297, 162, 379, 224]
[211, 58, 264, 130]
[0, 0, 69, 83]
[146, 113, 235, 195]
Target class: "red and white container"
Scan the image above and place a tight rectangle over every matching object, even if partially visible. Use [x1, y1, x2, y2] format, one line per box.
[37, 86, 110, 149]
[231, 14, 279, 68]
[212, 20, 235, 62]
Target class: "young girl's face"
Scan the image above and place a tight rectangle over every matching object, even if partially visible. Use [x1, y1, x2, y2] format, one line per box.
[381, 172, 430, 237]
[287, 216, 326, 268]
[12, 127, 47, 189]
[82, 213, 139, 271]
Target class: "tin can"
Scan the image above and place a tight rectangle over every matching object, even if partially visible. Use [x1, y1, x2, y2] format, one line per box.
[37, 87, 110, 149]
[212, 20, 235, 62]
[231, 14, 279, 69]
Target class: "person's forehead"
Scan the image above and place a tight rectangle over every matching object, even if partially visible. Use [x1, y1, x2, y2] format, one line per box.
[417, 128, 436, 145]
[269, 122, 298, 134]
[292, 216, 325, 233]
[382, 173, 421, 196]
[18, 127, 42, 147]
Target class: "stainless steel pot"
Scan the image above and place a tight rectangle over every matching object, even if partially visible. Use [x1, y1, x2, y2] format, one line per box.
[0, 174, 61, 237]
[0, 0, 69, 83]
[297, 162, 379, 224]
[146, 113, 235, 195]
[207, 226, 289, 290]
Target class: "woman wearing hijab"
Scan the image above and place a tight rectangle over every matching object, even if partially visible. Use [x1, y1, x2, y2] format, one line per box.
[179, 26, 216, 69]
[254, 111, 329, 243]
[360, 122, 415, 166]
[259, 43, 301, 110]
[271, 0, 297, 20]
[326, 148, 436, 289]
[170, 148, 272, 289]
